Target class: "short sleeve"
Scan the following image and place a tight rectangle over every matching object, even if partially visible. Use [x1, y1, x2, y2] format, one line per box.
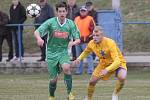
[69, 21, 80, 40]
[36, 19, 51, 37]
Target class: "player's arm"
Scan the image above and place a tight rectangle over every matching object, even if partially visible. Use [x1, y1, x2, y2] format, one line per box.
[68, 39, 80, 49]
[105, 41, 121, 72]
[69, 21, 81, 47]
[34, 19, 50, 46]
[73, 43, 92, 65]
[78, 43, 92, 61]
[72, 39, 80, 45]
[34, 31, 44, 47]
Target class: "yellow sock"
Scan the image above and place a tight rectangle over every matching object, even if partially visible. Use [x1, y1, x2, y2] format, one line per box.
[114, 80, 124, 95]
[87, 84, 95, 100]
[49, 96, 54, 100]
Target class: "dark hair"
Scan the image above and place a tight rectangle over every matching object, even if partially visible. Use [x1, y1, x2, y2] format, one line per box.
[55, 1, 68, 11]
[86, 1, 93, 6]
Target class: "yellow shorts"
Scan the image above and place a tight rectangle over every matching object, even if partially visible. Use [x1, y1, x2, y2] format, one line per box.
[92, 64, 127, 81]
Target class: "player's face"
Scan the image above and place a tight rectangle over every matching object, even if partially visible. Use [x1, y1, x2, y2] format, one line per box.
[92, 29, 103, 43]
[57, 7, 67, 20]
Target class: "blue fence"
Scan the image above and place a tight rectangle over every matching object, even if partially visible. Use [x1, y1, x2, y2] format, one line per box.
[97, 10, 123, 51]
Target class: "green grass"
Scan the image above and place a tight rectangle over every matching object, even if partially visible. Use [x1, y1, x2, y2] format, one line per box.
[0, 71, 150, 100]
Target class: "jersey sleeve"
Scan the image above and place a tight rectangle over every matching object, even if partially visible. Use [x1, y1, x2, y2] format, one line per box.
[105, 41, 121, 72]
[36, 19, 51, 37]
[78, 42, 93, 60]
[69, 21, 80, 40]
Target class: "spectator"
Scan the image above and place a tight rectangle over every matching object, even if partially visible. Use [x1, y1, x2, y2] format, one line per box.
[34, 0, 55, 62]
[85, 1, 98, 25]
[9, 0, 26, 61]
[67, 0, 79, 20]
[0, 11, 13, 62]
[74, 6, 95, 75]
[67, 0, 80, 61]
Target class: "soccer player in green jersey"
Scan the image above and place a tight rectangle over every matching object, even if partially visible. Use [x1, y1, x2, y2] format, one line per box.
[34, 2, 80, 100]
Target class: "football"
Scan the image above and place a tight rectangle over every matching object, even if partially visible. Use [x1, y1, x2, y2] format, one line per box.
[26, 4, 41, 18]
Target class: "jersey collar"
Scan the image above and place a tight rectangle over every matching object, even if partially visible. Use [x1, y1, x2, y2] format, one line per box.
[56, 17, 67, 27]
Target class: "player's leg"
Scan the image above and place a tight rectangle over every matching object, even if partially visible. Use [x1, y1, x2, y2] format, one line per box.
[62, 63, 75, 100]
[62, 63, 72, 92]
[84, 64, 105, 100]
[112, 67, 127, 100]
[49, 77, 58, 100]
[85, 75, 99, 100]
[60, 54, 74, 100]
[47, 61, 59, 100]
[85, 63, 112, 100]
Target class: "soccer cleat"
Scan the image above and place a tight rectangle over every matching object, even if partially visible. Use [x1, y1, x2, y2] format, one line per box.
[112, 93, 118, 100]
[49, 96, 55, 100]
[68, 92, 75, 100]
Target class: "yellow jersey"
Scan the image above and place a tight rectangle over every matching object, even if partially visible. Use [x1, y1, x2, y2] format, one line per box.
[78, 37, 127, 72]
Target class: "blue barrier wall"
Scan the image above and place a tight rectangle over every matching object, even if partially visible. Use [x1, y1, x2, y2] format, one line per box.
[97, 10, 123, 51]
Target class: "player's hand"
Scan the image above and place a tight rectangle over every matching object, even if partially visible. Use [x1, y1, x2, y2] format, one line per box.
[100, 69, 108, 76]
[68, 41, 74, 48]
[37, 38, 44, 47]
[72, 59, 80, 65]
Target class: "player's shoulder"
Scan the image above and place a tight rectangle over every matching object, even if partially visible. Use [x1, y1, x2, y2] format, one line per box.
[88, 40, 95, 46]
[66, 18, 74, 22]
[66, 18, 75, 25]
[104, 37, 116, 45]
[44, 17, 56, 25]
[103, 37, 112, 42]
[47, 17, 56, 22]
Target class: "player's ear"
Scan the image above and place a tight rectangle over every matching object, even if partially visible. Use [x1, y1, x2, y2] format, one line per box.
[66, 10, 68, 14]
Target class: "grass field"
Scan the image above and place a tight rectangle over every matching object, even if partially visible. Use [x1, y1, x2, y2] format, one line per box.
[0, 71, 150, 100]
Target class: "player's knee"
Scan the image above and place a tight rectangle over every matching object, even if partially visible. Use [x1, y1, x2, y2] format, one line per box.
[62, 64, 71, 73]
[118, 76, 126, 82]
[49, 78, 57, 84]
[117, 69, 127, 81]
[89, 80, 97, 85]
[63, 67, 70, 73]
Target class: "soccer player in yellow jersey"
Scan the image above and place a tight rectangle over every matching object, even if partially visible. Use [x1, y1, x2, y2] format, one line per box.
[73, 26, 127, 100]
